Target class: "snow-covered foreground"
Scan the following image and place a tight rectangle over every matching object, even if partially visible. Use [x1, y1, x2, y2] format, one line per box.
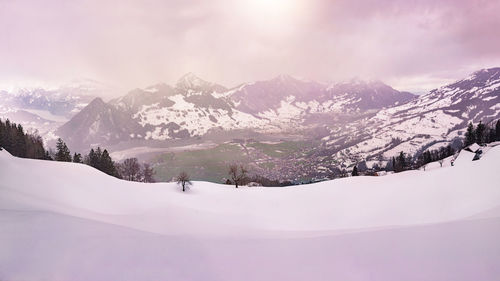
[1, 147, 500, 280]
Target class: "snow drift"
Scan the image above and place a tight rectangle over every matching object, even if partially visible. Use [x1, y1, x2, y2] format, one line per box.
[1, 146, 500, 280]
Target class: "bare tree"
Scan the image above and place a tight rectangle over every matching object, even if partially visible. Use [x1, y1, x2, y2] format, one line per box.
[121, 158, 142, 181]
[228, 164, 248, 188]
[176, 171, 192, 192]
[142, 163, 155, 183]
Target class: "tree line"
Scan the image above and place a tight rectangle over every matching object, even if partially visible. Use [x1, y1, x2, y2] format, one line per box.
[349, 119, 500, 176]
[0, 119, 51, 160]
[0, 119, 155, 183]
[384, 119, 500, 173]
[464, 120, 500, 146]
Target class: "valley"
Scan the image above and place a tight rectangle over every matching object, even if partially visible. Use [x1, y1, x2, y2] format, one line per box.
[1, 68, 500, 183]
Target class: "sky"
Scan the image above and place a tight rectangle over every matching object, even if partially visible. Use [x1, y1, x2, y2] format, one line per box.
[1, 0, 500, 95]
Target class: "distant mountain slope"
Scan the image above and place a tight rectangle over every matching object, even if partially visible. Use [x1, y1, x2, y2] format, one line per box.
[56, 73, 415, 150]
[0, 79, 111, 135]
[324, 67, 500, 163]
[56, 97, 144, 149]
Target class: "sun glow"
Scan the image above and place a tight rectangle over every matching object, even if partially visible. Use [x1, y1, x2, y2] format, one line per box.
[235, 0, 304, 33]
[248, 0, 296, 16]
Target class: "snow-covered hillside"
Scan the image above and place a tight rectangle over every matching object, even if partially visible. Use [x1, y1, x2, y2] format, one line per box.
[325, 68, 500, 163]
[1, 146, 500, 280]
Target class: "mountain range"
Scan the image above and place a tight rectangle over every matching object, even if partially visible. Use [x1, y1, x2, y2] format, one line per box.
[1, 68, 499, 182]
[56, 73, 417, 151]
[0, 79, 109, 135]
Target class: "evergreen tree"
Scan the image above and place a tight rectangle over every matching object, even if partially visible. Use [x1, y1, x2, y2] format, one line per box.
[423, 150, 432, 164]
[84, 147, 120, 178]
[0, 120, 5, 149]
[3, 119, 13, 152]
[475, 121, 485, 144]
[446, 145, 454, 157]
[351, 165, 359, 176]
[396, 151, 406, 172]
[44, 151, 53, 160]
[0, 119, 49, 160]
[73, 152, 82, 163]
[55, 138, 72, 162]
[85, 148, 97, 167]
[464, 122, 476, 146]
[496, 120, 500, 141]
[100, 149, 119, 177]
[15, 124, 27, 157]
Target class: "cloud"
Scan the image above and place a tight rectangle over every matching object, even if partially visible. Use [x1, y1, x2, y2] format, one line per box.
[0, 0, 499, 94]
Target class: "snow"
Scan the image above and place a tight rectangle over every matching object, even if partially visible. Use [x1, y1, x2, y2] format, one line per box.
[1, 147, 500, 280]
[133, 95, 274, 139]
[467, 143, 481, 152]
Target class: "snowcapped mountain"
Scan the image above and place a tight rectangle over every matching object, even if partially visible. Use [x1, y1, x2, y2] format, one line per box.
[56, 73, 415, 150]
[0, 79, 109, 135]
[324, 68, 500, 164]
[56, 98, 143, 148]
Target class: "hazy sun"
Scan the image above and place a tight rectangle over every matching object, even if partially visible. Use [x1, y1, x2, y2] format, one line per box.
[249, 0, 294, 15]
[237, 0, 303, 33]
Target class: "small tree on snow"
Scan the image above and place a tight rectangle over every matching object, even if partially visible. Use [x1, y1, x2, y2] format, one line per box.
[228, 164, 248, 188]
[438, 159, 444, 167]
[177, 171, 192, 192]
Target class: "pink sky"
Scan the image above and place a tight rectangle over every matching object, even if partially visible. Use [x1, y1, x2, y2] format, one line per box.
[1, 0, 500, 94]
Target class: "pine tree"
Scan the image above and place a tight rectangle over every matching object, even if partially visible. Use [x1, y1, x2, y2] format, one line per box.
[85, 148, 97, 167]
[496, 120, 500, 141]
[0, 119, 51, 160]
[464, 122, 476, 146]
[475, 121, 485, 144]
[15, 124, 27, 158]
[0, 119, 5, 149]
[73, 152, 82, 163]
[101, 149, 119, 177]
[55, 138, 72, 162]
[396, 151, 406, 172]
[423, 150, 432, 164]
[351, 165, 359, 176]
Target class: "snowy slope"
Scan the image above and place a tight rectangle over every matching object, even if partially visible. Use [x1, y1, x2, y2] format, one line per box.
[1, 147, 500, 280]
[325, 68, 500, 164]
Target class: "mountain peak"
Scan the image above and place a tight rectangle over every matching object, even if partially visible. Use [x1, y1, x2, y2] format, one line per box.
[271, 74, 310, 84]
[87, 97, 106, 107]
[176, 73, 209, 89]
[175, 73, 227, 93]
